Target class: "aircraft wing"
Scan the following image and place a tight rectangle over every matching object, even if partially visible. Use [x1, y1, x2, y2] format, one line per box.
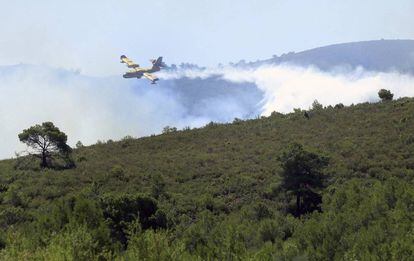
[120, 55, 139, 68]
[143, 72, 158, 83]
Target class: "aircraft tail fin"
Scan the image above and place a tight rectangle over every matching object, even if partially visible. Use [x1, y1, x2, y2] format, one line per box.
[151, 57, 166, 69]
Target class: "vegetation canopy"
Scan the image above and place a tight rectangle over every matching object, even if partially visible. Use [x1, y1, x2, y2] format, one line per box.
[1, 97, 414, 260]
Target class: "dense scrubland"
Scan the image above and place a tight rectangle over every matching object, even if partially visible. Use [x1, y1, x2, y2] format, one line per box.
[1, 96, 414, 260]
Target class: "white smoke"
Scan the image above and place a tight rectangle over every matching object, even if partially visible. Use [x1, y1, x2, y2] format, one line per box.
[161, 64, 414, 114]
[0, 63, 413, 159]
[220, 65, 414, 114]
[0, 65, 212, 159]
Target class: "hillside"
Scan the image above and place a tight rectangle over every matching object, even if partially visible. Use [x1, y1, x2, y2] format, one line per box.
[1, 97, 414, 259]
[252, 39, 414, 74]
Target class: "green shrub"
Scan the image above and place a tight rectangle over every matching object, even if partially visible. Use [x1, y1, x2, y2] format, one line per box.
[334, 103, 345, 109]
[101, 194, 164, 246]
[124, 230, 188, 260]
[0, 207, 27, 229]
[378, 89, 394, 101]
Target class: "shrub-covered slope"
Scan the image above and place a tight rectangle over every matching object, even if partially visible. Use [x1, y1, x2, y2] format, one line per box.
[1, 98, 414, 260]
[257, 39, 414, 74]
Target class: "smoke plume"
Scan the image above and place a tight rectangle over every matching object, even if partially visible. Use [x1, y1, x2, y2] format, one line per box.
[0, 63, 413, 159]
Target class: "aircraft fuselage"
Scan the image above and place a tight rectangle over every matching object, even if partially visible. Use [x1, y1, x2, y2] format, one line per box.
[122, 67, 161, 78]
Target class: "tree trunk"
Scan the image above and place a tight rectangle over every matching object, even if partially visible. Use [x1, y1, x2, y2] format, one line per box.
[41, 151, 47, 168]
[296, 192, 301, 217]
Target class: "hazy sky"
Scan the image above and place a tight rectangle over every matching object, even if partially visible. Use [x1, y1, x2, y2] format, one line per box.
[1, 0, 413, 75]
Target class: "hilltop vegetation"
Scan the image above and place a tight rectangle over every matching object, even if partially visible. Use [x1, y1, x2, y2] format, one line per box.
[1, 97, 414, 260]
[255, 39, 414, 74]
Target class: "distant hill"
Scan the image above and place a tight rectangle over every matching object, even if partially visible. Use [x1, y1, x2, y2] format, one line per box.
[250, 39, 414, 74]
